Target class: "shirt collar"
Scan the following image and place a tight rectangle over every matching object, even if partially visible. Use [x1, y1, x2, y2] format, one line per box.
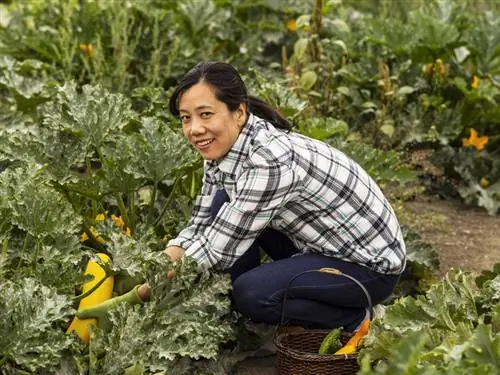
[215, 113, 257, 176]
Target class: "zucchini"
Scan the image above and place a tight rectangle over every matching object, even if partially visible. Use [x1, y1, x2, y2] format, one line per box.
[66, 253, 114, 343]
[318, 327, 342, 355]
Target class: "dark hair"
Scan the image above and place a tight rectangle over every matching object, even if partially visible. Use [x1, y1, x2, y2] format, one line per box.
[168, 61, 292, 130]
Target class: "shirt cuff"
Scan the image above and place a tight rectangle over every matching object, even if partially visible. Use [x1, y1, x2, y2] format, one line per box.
[166, 237, 193, 251]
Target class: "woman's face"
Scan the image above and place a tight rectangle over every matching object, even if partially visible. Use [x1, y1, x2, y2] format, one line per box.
[178, 82, 246, 160]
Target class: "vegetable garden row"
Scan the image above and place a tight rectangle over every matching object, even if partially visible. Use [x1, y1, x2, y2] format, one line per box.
[0, 0, 499, 373]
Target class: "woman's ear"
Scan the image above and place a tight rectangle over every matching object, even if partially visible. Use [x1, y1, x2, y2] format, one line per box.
[236, 103, 248, 128]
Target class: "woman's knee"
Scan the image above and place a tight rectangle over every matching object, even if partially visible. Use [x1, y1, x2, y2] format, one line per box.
[232, 272, 279, 324]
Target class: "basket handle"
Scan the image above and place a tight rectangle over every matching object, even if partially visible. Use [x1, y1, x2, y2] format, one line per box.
[278, 267, 373, 327]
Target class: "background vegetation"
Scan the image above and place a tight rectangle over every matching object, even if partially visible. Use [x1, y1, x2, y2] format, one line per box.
[0, 0, 499, 374]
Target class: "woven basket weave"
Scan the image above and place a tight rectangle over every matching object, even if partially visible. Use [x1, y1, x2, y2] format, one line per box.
[274, 267, 372, 375]
[275, 329, 359, 375]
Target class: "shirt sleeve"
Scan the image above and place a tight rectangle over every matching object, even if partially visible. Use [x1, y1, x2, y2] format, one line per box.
[166, 166, 217, 250]
[184, 159, 300, 270]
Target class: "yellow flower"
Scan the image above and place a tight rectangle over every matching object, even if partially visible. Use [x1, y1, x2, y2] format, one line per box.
[125, 227, 131, 236]
[471, 75, 480, 89]
[480, 177, 490, 189]
[111, 214, 125, 229]
[286, 19, 297, 32]
[434, 59, 446, 77]
[463, 128, 488, 151]
[80, 226, 106, 244]
[95, 213, 106, 222]
[424, 63, 434, 77]
[79, 43, 95, 58]
[80, 232, 88, 242]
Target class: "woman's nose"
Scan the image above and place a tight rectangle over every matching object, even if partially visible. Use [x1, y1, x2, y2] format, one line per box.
[190, 117, 206, 136]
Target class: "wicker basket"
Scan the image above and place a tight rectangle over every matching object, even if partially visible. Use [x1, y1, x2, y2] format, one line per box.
[274, 267, 372, 375]
[275, 329, 359, 375]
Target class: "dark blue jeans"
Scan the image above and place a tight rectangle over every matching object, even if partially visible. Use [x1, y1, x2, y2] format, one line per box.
[212, 190, 400, 331]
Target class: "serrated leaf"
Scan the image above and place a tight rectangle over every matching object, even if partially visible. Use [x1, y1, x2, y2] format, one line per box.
[120, 117, 200, 185]
[89, 255, 235, 374]
[0, 278, 77, 372]
[4, 164, 80, 240]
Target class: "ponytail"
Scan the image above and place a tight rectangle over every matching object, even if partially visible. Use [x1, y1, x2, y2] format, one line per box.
[247, 96, 292, 131]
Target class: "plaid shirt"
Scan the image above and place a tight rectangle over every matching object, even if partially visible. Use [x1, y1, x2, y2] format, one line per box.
[167, 114, 406, 275]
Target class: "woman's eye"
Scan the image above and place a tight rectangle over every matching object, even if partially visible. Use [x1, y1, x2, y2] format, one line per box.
[180, 115, 190, 123]
[200, 112, 212, 119]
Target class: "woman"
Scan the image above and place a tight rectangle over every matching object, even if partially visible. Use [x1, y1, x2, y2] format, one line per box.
[78, 61, 406, 332]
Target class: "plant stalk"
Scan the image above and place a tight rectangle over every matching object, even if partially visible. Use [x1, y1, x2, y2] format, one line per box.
[73, 273, 112, 302]
[153, 177, 180, 228]
[147, 183, 158, 225]
[115, 193, 131, 230]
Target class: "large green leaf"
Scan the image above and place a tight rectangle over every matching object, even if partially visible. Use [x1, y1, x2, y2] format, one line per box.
[111, 116, 199, 187]
[3, 164, 80, 240]
[89, 254, 235, 374]
[0, 278, 77, 372]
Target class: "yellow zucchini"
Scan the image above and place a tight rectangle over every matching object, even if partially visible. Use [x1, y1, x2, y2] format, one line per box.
[334, 319, 370, 355]
[66, 253, 114, 343]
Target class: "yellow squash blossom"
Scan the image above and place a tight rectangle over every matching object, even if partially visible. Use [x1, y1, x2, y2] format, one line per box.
[79, 43, 95, 58]
[112, 215, 131, 236]
[434, 59, 446, 76]
[471, 75, 480, 89]
[424, 63, 434, 77]
[463, 128, 488, 151]
[80, 226, 105, 244]
[286, 19, 297, 32]
[111, 214, 125, 230]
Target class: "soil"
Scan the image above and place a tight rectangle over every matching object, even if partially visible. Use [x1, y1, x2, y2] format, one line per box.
[233, 195, 500, 374]
[402, 195, 500, 277]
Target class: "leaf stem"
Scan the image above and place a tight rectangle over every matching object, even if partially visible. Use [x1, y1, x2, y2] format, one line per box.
[128, 191, 135, 232]
[0, 356, 9, 368]
[32, 239, 41, 271]
[115, 193, 131, 229]
[86, 157, 97, 218]
[81, 223, 106, 252]
[153, 177, 180, 228]
[73, 273, 113, 302]
[147, 183, 158, 225]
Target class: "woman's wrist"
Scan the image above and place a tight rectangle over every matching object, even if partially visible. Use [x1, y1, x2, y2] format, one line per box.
[137, 283, 150, 301]
[165, 245, 185, 262]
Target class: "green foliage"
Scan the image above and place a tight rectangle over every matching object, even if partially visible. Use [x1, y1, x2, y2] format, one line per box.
[0, 278, 78, 372]
[88, 257, 234, 374]
[339, 140, 416, 189]
[392, 227, 440, 299]
[281, 0, 500, 213]
[0, 0, 499, 373]
[359, 268, 500, 373]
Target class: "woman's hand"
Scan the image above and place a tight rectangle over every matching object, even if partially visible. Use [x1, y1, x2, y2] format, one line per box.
[164, 245, 185, 262]
[164, 245, 185, 279]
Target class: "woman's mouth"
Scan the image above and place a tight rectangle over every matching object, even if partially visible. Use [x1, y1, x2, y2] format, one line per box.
[195, 138, 215, 149]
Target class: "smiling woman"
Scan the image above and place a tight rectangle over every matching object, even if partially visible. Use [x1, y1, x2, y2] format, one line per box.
[77, 61, 406, 334]
[177, 82, 246, 160]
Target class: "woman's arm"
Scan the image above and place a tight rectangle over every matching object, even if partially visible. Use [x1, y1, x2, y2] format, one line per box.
[137, 245, 185, 301]
[183, 161, 299, 270]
